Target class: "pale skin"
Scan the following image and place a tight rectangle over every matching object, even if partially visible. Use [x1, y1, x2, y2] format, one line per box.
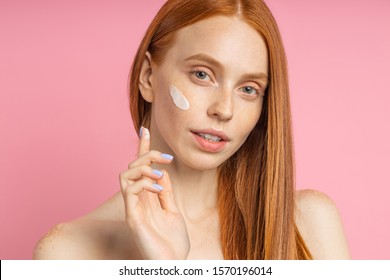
[33, 16, 350, 260]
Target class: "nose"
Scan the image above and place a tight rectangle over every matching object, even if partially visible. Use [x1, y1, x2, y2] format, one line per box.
[207, 88, 234, 121]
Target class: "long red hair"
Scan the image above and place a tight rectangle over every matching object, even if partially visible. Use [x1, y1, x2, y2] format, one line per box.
[129, 0, 312, 259]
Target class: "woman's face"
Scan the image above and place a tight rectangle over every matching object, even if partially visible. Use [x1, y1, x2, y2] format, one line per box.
[146, 16, 269, 170]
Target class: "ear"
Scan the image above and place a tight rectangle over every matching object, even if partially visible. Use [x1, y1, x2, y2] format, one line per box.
[139, 51, 154, 103]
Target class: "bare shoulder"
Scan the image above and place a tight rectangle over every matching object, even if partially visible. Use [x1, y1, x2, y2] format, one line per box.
[33, 220, 104, 259]
[33, 192, 140, 259]
[295, 189, 351, 259]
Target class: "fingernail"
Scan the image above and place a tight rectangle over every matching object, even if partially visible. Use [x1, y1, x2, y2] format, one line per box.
[161, 153, 174, 160]
[144, 128, 150, 139]
[152, 169, 163, 177]
[153, 183, 164, 191]
[139, 126, 143, 137]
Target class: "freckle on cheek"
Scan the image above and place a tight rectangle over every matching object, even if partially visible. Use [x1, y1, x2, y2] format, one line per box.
[169, 85, 190, 110]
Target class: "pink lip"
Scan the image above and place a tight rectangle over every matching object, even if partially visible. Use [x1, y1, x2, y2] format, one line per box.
[190, 129, 230, 153]
[190, 129, 230, 141]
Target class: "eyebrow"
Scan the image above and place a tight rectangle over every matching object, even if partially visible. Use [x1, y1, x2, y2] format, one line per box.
[184, 53, 223, 68]
[184, 53, 269, 82]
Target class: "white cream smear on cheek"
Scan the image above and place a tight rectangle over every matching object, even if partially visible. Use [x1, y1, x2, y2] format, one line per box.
[169, 85, 190, 110]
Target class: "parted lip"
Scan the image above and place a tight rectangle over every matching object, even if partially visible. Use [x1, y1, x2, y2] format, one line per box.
[190, 128, 230, 141]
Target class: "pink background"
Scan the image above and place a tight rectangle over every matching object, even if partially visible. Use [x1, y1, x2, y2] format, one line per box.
[1, 0, 389, 259]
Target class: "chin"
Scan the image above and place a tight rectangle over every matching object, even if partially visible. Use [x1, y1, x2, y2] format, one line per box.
[179, 152, 229, 171]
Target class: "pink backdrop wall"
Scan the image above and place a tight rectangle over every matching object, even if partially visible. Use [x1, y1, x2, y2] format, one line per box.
[1, 0, 389, 259]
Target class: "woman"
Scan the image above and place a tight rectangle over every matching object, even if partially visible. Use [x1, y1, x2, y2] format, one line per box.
[33, 0, 350, 260]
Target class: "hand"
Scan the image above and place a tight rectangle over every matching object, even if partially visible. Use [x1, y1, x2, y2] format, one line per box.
[119, 127, 190, 259]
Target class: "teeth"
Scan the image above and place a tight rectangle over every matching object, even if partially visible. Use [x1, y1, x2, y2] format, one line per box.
[198, 133, 222, 142]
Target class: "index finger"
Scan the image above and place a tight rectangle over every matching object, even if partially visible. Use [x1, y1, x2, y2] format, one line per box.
[138, 126, 150, 157]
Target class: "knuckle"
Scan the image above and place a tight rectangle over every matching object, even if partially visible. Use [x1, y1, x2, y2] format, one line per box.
[137, 178, 148, 185]
[140, 178, 152, 188]
[148, 150, 161, 160]
[139, 165, 152, 174]
[124, 185, 132, 196]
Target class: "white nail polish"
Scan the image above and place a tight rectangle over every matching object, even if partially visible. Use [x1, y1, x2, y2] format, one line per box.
[153, 183, 163, 191]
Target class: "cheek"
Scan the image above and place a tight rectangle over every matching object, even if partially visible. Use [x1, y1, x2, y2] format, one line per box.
[165, 81, 205, 114]
[236, 100, 263, 132]
[152, 82, 193, 127]
[169, 85, 190, 110]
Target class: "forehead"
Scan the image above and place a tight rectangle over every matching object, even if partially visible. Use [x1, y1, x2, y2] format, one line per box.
[162, 16, 268, 74]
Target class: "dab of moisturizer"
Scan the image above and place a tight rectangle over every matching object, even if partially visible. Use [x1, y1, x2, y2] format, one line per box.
[169, 85, 189, 110]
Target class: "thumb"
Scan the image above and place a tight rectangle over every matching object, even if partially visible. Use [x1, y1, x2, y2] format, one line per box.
[156, 170, 178, 213]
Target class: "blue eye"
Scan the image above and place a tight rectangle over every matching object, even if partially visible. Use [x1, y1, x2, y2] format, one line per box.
[194, 71, 209, 80]
[241, 86, 258, 95]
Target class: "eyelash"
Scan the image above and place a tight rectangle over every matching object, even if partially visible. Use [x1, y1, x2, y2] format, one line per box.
[191, 70, 262, 96]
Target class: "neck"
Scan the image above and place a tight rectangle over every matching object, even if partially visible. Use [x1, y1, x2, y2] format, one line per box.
[152, 159, 219, 222]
